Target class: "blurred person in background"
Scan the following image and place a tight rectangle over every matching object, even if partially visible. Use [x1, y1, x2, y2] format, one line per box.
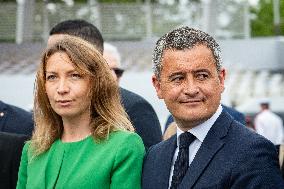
[276, 144, 284, 179]
[254, 99, 284, 145]
[245, 115, 255, 131]
[0, 100, 33, 137]
[142, 26, 284, 189]
[103, 42, 124, 83]
[48, 19, 162, 150]
[163, 121, 177, 141]
[17, 36, 145, 188]
[0, 132, 28, 189]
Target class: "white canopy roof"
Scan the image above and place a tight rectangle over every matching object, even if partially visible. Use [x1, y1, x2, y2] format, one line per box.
[236, 97, 284, 113]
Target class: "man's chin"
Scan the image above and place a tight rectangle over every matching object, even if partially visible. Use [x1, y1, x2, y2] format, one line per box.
[174, 114, 208, 128]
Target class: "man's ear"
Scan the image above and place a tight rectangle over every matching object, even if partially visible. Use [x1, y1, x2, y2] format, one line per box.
[152, 75, 163, 99]
[219, 68, 226, 93]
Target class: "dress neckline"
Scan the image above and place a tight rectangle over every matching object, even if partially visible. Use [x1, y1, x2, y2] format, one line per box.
[58, 134, 92, 145]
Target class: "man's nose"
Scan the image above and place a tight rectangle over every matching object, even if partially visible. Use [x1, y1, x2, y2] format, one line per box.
[183, 77, 200, 96]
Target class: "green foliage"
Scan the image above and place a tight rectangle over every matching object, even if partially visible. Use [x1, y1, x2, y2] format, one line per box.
[251, 0, 284, 36]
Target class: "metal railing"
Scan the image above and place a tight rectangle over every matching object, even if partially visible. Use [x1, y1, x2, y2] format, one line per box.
[0, 1, 249, 43]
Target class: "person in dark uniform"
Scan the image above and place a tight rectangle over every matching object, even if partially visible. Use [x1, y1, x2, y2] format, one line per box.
[0, 132, 28, 189]
[0, 101, 33, 137]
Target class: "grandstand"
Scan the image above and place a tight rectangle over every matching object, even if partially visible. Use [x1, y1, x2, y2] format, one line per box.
[0, 39, 283, 109]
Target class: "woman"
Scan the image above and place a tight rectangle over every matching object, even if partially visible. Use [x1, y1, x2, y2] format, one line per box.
[17, 36, 145, 189]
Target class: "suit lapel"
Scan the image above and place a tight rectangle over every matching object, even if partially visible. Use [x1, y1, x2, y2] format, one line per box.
[178, 111, 233, 189]
[157, 135, 177, 189]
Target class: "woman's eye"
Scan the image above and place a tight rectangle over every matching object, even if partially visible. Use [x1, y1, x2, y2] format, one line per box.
[71, 73, 82, 79]
[46, 75, 56, 81]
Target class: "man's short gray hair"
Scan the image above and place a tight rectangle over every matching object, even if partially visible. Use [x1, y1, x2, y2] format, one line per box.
[153, 26, 222, 79]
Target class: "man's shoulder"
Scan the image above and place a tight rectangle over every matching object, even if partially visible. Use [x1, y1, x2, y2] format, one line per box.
[227, 119, 275, 150]
[0, 132, 29, 149]
[214, 112, 269, 147]
[148, 135, 176, 153]
[119, 87, 149, 104]
[222, 105, 245, 125]
[0, 131, 29, 140]
[0, 101, 32, 118]
[0, 101, 34, 135]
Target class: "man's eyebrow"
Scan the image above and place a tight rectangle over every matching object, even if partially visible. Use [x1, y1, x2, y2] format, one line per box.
[192, 69, 210, 73]
[168, 71, 184, 78]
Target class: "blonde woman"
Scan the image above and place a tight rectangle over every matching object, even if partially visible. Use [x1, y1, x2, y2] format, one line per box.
[17, 36, 145, 189]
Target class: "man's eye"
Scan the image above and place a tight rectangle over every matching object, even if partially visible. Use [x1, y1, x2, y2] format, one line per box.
[196, 73, 209, 80]
[170, 76, 184, 82]
[46, 75, 56, 81]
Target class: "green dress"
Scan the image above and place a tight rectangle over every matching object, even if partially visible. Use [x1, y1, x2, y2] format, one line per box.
[17, 130, 145, 189]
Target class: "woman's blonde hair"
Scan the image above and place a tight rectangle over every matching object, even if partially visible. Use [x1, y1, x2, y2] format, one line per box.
[31, 35, 133, 156]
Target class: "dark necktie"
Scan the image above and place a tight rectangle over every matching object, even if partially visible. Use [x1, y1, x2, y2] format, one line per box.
[170, 132, 196, 189]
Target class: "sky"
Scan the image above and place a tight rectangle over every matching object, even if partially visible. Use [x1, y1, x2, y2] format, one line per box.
[249, 0, 259, 6]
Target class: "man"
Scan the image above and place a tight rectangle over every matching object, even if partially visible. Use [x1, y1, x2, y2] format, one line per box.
[254, 99, 284, 145]
[0, 132, 29, 189]
[103, 42, 125, 83]
[142, 26, 284, 189]
[0, 100, 33, 136]
[48, 19, 162, 149]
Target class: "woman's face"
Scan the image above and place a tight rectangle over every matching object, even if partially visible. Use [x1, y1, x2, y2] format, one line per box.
[45, 51, 91, 120]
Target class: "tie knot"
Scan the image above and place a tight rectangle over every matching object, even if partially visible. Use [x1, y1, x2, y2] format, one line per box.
[179, 132, 196, 149]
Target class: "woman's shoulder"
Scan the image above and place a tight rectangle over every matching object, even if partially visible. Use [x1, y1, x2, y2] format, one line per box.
[110, 130, 141, 141]
[22, 140, 31, 152]
[109, 130, 145, 157]
[109, 130, 144, 148]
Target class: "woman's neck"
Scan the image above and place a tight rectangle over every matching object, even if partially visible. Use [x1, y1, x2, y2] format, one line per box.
[61, 113, 92, 142]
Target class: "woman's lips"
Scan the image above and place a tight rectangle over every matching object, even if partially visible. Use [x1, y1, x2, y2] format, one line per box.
[56, 100, 72, 106]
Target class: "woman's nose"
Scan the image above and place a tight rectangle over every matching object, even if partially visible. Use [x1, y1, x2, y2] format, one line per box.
[56, 79, 69, 94]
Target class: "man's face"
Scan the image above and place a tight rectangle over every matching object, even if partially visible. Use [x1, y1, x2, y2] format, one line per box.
[103, 51, 123, 83]
[152, 45, 225, 130]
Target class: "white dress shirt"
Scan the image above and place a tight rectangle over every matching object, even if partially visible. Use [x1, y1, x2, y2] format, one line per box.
[255, 109, 284, 145]
[168, 105, 223, 188]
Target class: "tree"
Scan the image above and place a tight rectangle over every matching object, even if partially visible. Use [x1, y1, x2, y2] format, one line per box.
[251, 0, 284, 36]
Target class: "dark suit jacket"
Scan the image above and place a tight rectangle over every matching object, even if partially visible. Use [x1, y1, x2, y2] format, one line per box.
[120, 88, 162, 150]
[0, 101, 34, 137]
[0, 132, 29, 189]
[142, 111, 284, 189]
[222, 105, 245, 125]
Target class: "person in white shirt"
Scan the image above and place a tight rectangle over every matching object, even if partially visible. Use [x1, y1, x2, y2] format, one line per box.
[254, 100, 284, 144]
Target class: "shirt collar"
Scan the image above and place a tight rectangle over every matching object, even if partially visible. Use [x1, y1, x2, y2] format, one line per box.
[177, 105, 223, 145]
